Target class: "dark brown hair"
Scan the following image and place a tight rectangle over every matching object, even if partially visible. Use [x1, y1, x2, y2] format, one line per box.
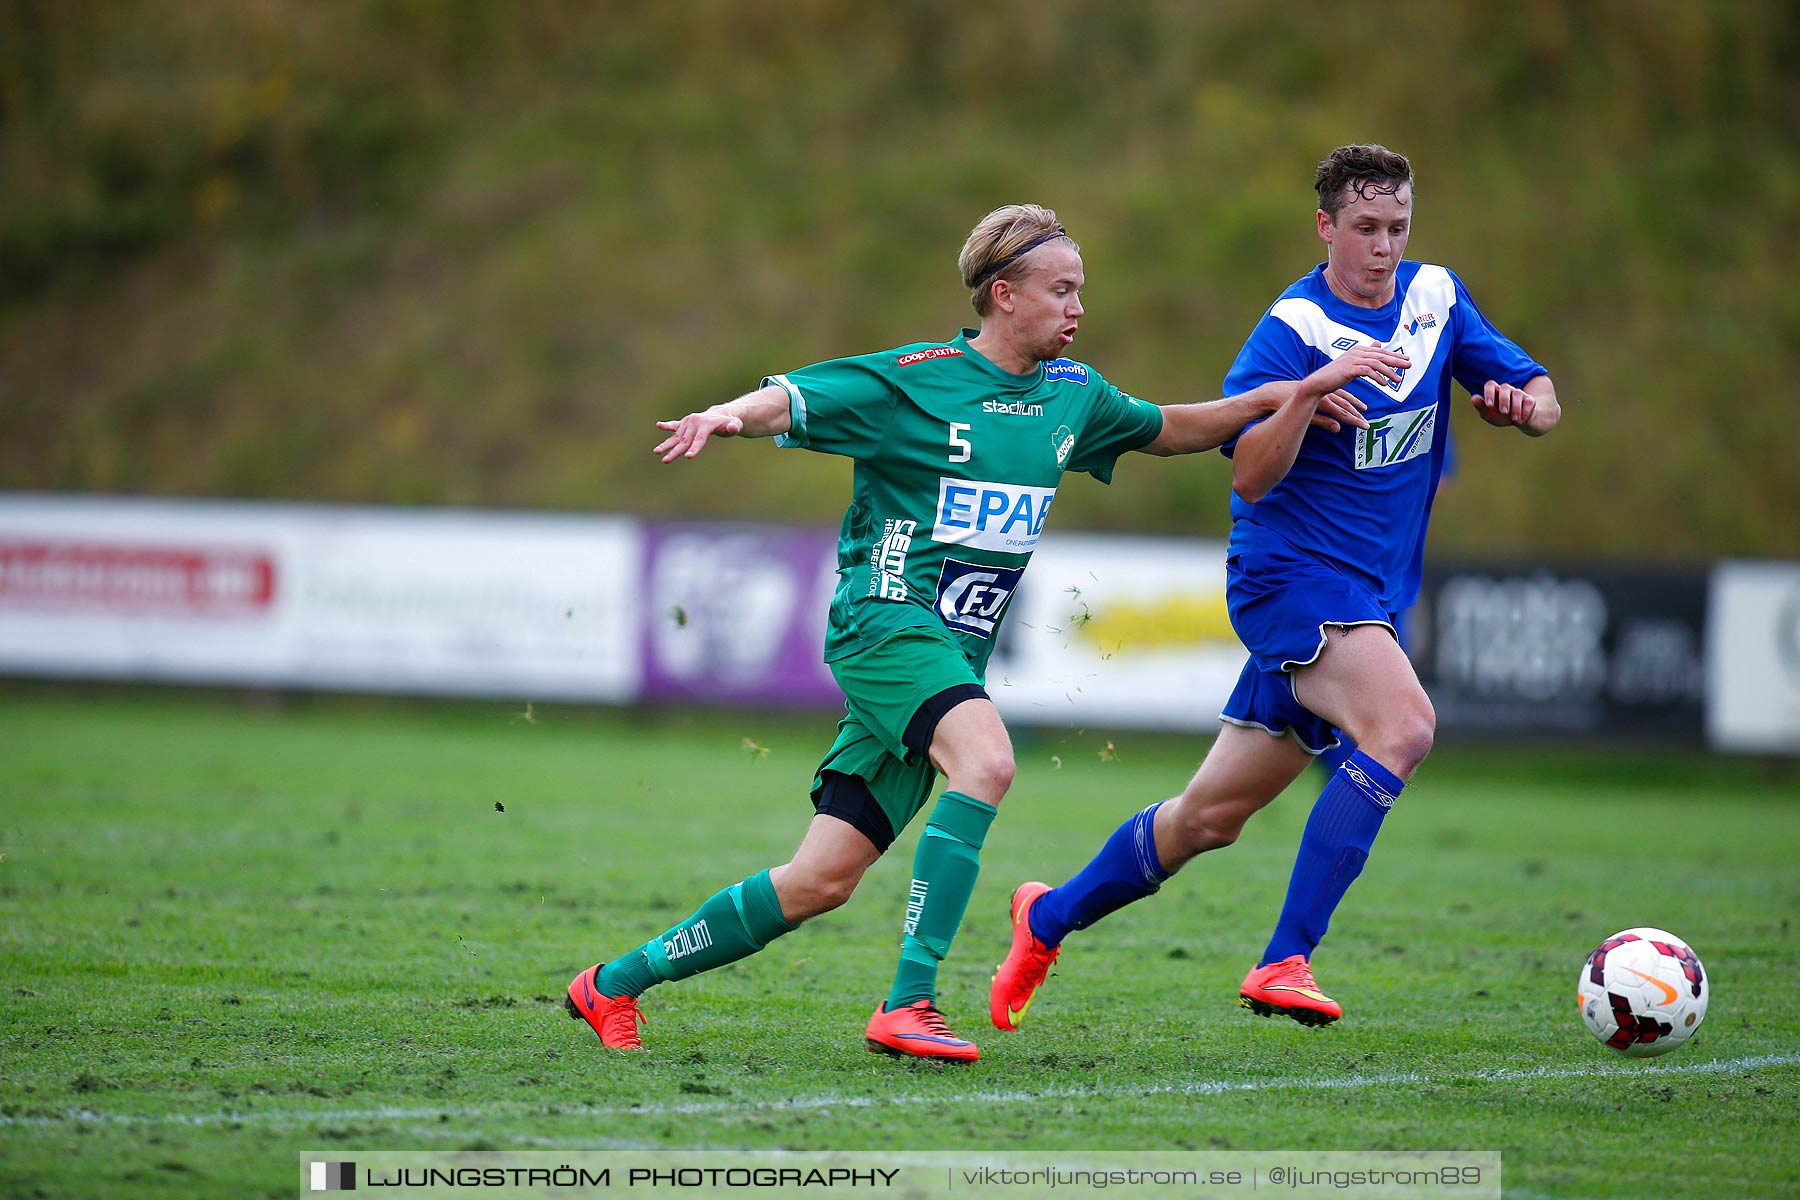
[1315, 145, 1414, 220]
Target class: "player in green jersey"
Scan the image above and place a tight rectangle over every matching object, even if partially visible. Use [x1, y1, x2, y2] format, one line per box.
[566, 204, 1405, 1060]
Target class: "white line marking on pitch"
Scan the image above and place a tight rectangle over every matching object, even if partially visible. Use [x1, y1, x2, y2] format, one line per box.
[2, 1051, 1794, 1132]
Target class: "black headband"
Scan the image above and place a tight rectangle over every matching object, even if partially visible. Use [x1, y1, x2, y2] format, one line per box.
[971, 226, 1068, 289]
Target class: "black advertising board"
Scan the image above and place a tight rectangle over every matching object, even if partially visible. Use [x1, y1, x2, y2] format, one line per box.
[1409, 563, 1708, 740]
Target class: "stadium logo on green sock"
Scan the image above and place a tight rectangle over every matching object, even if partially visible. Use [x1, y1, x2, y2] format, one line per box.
[663, 920, 714, 961]
[903, 879, 929, 936]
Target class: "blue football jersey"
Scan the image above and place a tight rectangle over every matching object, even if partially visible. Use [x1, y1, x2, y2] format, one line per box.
[1220, 261, 1545, 611]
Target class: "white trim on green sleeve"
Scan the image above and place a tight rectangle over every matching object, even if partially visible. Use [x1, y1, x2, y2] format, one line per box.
[764, 374, 807, 448]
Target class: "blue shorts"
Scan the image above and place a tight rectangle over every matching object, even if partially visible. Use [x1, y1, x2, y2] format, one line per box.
[1220, 540, 1396, 755]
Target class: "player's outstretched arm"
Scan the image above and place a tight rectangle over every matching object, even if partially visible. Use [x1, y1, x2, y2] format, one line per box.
[1138, 381, 1370, 458]
[1230, 345, 1409, 501]
[653, 384, 793, 463]
[1471, 375, 1559, 437]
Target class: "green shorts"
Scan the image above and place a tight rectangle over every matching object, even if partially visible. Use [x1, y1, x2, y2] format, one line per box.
[810, 625, 988, 852]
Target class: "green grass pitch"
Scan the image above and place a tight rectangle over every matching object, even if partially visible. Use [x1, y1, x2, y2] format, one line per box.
[1, 686, 1796, 1199]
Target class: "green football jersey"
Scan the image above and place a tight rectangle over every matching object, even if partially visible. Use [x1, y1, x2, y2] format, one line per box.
[765, 329, 1164, 672]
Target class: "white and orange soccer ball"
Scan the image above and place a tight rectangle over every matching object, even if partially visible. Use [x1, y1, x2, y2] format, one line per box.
[1577, 927, 1709, 1057]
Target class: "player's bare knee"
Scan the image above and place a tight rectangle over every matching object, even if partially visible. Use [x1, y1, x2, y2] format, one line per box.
[788, 872, 856, 920]
[1189, 809, 1246, 853]
[1163, 793, 1242, 858]
[986, 752, 1017, 799]
[1369, 707, 1435, 779]
[951, 751, 1015, 806]
[809, 872, 859, 914]
[775, 863, 860, 921]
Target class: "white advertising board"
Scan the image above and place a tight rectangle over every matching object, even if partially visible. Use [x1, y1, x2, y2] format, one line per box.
[1705, 560, 1800, 753]
[991, 532, 1244, 732]
[0, 495, 641, 701]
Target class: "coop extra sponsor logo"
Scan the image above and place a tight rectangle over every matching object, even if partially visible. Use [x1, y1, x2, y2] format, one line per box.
[932, 479, 1056, 553]
[896, 346, 964, 367]
[0, 540, 275, 616]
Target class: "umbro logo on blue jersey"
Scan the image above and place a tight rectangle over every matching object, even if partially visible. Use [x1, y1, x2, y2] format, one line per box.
[1331, 337, 1361, 351]
[1044, 360, 1089, 385]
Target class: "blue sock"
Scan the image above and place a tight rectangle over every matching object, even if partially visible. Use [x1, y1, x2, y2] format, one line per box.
[1029, 802, 1169, 946]
[1261, 750, 1403, 965]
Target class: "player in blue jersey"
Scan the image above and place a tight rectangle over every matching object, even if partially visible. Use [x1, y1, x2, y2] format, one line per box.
[992, 144, 1561, 1032]
[566, 203, 1399, 1061]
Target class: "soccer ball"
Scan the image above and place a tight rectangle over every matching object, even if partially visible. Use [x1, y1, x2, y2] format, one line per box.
[1577, 927, 1709, 1057]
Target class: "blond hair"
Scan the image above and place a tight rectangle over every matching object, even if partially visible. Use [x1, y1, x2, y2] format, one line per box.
[958, 204, 1078, 316]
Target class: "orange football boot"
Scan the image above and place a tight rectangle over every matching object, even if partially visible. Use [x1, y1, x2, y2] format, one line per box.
[864, 1000, 979, 1062]
[565, 964, 647, 1049]
[990, 881, 1061, 1031]
[1239, 954, 1342, 1026]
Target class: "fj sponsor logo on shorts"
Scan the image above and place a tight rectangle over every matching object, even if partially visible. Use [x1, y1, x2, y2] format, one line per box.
[933, 558, 1024, 638]
[903, 879, 929, 936]
[1355, 404, 1436, 470]
[933, 478, 1056, 553]
[869, 519, 916, 601]
[664, 920, 713, 961]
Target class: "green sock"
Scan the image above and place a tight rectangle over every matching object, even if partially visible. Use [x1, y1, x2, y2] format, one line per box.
[596, 868, 795, 998]
[886, 791, 998, 1010]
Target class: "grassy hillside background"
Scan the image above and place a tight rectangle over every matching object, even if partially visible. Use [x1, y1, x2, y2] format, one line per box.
[2, 1, 1796, 558]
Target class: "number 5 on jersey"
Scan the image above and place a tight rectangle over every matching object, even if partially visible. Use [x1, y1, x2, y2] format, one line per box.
[948, 422, 972, 464]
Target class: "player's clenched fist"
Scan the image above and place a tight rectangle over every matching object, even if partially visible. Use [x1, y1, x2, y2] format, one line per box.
[1470, 379, 1535, 428]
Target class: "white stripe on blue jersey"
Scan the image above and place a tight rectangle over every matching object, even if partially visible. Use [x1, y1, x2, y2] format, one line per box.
[1221, 261, 1544, 612]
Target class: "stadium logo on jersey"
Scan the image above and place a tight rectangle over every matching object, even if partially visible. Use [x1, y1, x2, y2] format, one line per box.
[1355, 404, 1437, 470]
[934, 557, 1024, 638]
[896, 346, 964, 367]
[983, 399, 1045, 417]
[933, 478, 1056, 553]
[1051, 425, 1075, 468]
[1044, 359, 1089, 386]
